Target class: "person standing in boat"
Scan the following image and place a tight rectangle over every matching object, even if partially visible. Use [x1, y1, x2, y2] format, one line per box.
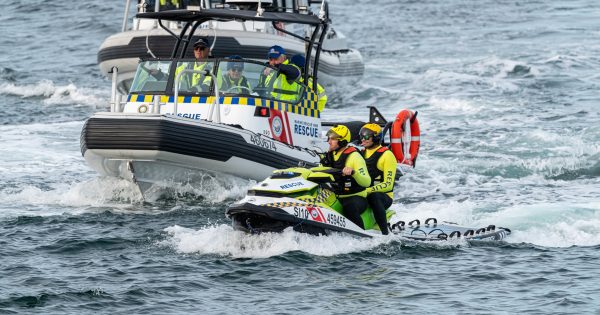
[358, 123, 397, 235]
[322, 125, 371, 230]
[257, 45, 302, 101]
[175, 38, 211, 91]
[258, 45, 287, 88]
[290, 54, 327, 111]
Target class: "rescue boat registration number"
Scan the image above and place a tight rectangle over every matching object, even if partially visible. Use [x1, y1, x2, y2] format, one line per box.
[250, 134, 277, 151]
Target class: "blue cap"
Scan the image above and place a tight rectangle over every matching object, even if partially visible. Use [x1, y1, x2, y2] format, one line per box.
[227, 55, 244, 70]
[267, 45, 285, 59]
[290, 54, 306, 69]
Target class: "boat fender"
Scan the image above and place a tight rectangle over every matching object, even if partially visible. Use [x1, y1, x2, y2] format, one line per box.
[425, 217, 437, 226]
[476, 227, 487, 235]
[487, 225, 496, 231]
[464, 229, 474, 237]
[390, 109, 421, 167]
[449, 231, 461, 238]
[408, 219, 420, 227]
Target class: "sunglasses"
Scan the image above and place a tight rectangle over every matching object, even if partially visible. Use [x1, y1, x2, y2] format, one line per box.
[360, 134, 373, 140]
[229, 68, 243, 72]
[194, 46, 207, 51]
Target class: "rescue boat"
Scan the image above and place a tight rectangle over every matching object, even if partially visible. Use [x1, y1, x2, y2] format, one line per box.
[99, 0, 364, 95]
[81, 7, 395, 196]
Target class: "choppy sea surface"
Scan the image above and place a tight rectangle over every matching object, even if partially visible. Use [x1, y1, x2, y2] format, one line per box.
[1, 0, 600, 313]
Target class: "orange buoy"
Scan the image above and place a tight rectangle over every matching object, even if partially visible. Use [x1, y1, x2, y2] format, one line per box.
[389, 109, 420, 167]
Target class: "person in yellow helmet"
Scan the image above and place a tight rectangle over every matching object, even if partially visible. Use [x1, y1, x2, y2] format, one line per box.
[322, 125, 371, 229]
[359, 123, 397, 235]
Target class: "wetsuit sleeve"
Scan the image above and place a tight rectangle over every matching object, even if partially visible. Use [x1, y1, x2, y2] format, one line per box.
[347, 152, 371, 188]
[367, 150, 397, 194]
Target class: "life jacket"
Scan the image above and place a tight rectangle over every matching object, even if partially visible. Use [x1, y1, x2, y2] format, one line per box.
[271, 64, 302, 102]
[323, 147, 363, 196]
[220, 75, 251, 93]
[258, 60, 288, 89]
[361, 146, 391, 187]
[175, 61, 209, 87]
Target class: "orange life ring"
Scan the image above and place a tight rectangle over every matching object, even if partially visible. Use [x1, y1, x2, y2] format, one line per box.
[390, 109, 420, 167]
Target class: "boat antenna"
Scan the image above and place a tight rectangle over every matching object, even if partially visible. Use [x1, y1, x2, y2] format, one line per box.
[319, 0, 327, 20]
[256, 0, 264, 17]
[146, 29, 157, 58]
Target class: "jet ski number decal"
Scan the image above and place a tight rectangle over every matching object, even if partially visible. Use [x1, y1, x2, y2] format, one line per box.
[293, 206, 346, 227]
[250, 134, 277, 151]
[326, 213, 346, 228]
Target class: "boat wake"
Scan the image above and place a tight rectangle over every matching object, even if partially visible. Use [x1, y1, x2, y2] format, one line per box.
[0, 80, 107, 107]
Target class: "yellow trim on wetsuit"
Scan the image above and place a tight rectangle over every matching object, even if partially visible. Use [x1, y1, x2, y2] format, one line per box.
[364, 145, 397, 198]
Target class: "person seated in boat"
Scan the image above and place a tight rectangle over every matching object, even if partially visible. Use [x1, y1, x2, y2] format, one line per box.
[290, 54, 327, 111]
[175, 38, 212, 92]
[256, 45, 302, 102]
[142, 0, 185, 12]
[321, 125, 371, 230]
[202, 55, 252, 94]
[359, 123, 397, 235]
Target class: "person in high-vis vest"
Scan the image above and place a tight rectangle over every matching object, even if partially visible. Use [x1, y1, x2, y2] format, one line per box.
[359, 123, 397, 235]
[202, 55, 252, 94]
[290, 54, 327, 111]
[220, 55, 252, 93]
[175, 38, 211, 91]
[257, 45, 287, 88]
[158, 0, 180, 10]
[321, 125, 371, 229]
[257, 45, 302, 102]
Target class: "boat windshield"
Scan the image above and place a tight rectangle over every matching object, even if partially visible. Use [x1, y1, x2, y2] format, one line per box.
[173, 59, 215, 93]
[130, 60, 173, 93]
[131, 58, 306, 104]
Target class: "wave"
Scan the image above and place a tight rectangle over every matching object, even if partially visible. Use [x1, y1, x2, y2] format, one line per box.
[481, 202, 600, 247]
[0, 80, 108, 108]
[161, 224, 399, 259]
[141, 173, 254, 204]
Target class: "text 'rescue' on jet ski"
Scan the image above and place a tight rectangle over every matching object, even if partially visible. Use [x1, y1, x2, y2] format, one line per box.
[225, 167, 511, 240]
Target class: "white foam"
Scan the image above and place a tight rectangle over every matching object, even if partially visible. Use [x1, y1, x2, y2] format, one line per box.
[161, 224, 397, 258]
[0, 80, 108, 108]
[484, 202, 600, 247]
[428, 96, 481, 113]
[143, 174, 254, 204]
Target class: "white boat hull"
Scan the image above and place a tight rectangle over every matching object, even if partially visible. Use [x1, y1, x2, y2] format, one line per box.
[81, 113, 322, 192]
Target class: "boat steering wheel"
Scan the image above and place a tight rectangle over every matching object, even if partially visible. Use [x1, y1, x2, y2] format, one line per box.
[224, 86, 253, 94]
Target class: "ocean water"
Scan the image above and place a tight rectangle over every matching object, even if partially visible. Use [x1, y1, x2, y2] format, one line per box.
[1, 0, 600, 313]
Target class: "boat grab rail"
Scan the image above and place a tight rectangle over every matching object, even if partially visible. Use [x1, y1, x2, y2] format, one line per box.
[173, 68, 220, 123]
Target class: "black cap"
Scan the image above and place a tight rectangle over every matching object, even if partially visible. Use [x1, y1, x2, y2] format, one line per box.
[193, 38, 210, 48]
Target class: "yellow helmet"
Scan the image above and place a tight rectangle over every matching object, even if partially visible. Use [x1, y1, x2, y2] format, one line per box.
[326, 125, 351, 143]
[359, 123, 382, 142]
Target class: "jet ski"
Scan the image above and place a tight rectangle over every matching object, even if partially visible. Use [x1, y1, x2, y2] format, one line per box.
[226, 167, 511, 240]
